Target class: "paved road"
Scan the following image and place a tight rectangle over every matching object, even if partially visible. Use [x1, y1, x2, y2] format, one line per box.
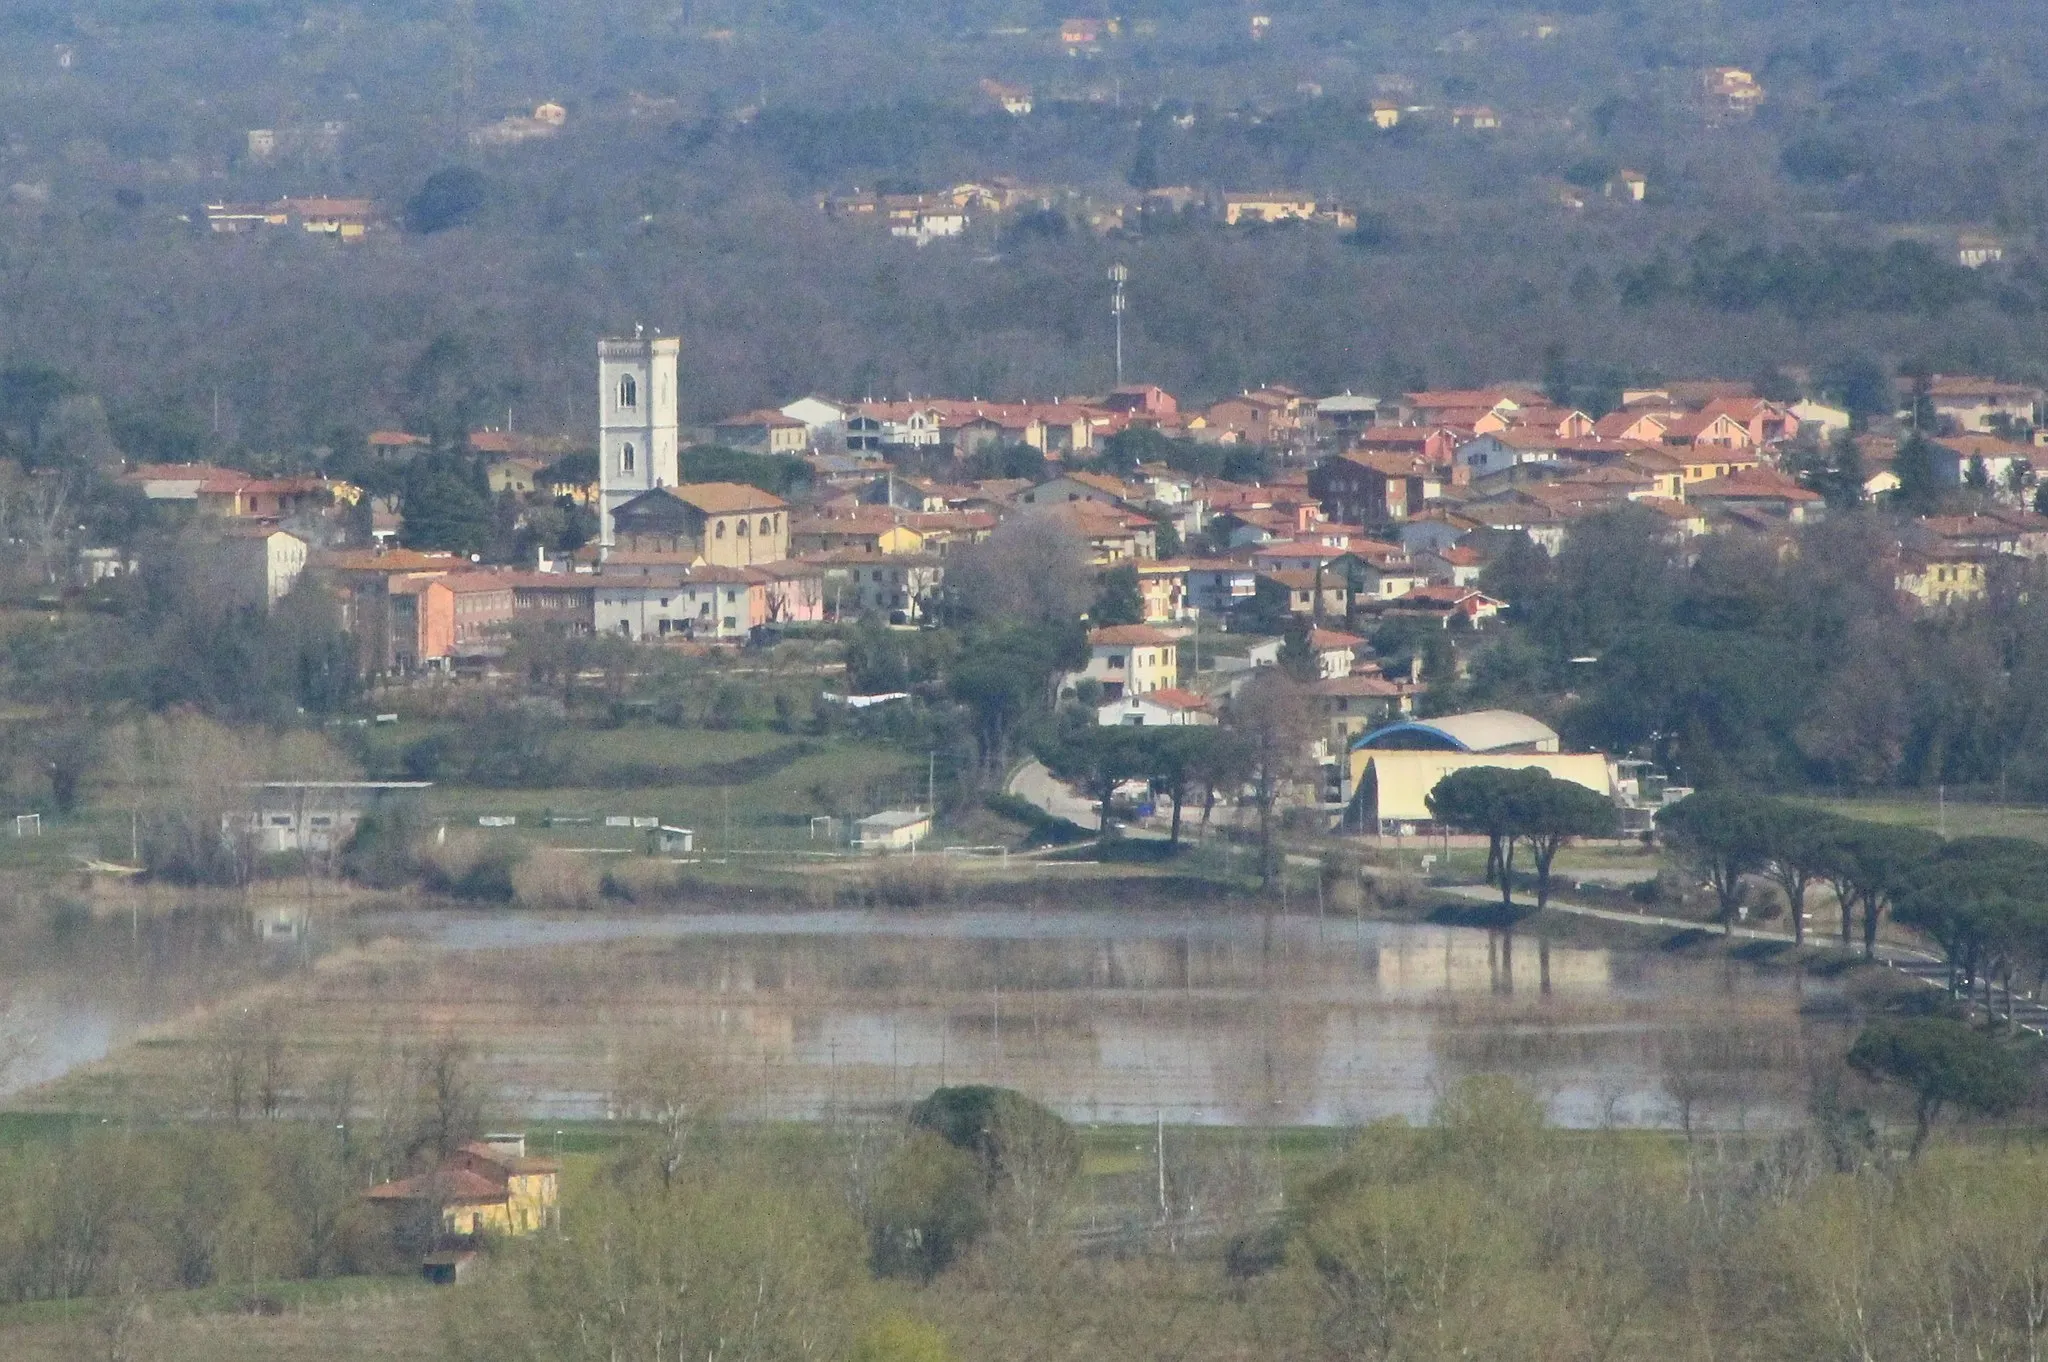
[1006, 759, 1165, 839]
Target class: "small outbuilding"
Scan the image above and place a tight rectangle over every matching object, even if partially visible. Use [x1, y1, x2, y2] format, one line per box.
[422, 1249, 481, 1285]
[650, 825, 695, 855]
[856, 809, 931, 851]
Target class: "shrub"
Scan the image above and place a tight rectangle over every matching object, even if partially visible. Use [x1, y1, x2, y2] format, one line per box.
[908, 1085, 1080, 1194]
[510, 847, 601, 910]
[867, 1133, 987, 1281]
[983, 792, 1087, 847]
[419, 833, 523, 902]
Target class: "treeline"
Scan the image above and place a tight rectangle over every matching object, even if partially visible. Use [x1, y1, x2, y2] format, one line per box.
[0, 1026, 490, 1304]
[429, 1072, 2048, 1362]
[1618, 233, 1982, 318]
[1467, 506, 2048, 795]
[14, 0, 2048, 445]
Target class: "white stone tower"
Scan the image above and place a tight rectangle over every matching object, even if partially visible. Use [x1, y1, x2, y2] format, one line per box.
[597, 327, 680, 550]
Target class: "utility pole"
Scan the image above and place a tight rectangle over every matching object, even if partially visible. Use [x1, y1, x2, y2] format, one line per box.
[1155, 1109, 1167, 1219]
[927, 750, 936, 813]
[1108, 262, 1129, 387]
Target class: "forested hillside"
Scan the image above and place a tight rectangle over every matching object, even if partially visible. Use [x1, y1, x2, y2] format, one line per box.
[2, 0, 2047, 450]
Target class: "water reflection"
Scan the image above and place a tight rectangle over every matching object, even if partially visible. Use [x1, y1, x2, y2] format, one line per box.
[2, 901, 313, 1096]
[357, 908, 1832, 1130]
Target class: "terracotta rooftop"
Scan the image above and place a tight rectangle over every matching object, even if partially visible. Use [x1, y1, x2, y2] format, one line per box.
[664, 482, 788, 513]
[1090, 624, 1179, 646]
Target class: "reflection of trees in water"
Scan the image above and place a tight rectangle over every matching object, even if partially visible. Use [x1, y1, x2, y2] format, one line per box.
[77, 916, 1832, 1129]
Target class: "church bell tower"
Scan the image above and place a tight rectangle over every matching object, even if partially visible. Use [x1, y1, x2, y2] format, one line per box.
[596, 327, 680, 550]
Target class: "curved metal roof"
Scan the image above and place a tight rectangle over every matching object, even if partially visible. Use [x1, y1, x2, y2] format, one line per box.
[1351, 709, 1559, 754]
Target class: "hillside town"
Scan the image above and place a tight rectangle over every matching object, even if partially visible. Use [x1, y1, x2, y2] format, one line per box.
[87, 335, 2048, 841]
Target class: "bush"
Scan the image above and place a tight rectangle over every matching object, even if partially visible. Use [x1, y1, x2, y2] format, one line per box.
[908, 1085, 1081, 1194]
[404, 166, 489, 233]
[342, 801, 422, 888]
[510, 847, 601, 910]
[419, 833, 523, 902]
[983, 792, 1087, 846]
[867, 1132, 987, 1281]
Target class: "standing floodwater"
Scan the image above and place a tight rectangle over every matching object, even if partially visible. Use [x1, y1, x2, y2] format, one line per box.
[332, 906, 1835, 1130]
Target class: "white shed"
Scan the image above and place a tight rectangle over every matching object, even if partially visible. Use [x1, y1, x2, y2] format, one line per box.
[855, 809, 931, 851]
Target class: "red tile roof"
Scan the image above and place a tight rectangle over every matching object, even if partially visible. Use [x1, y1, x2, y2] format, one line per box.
[1135, 687, 1210, 711]
[1090, 624, 1178, 646]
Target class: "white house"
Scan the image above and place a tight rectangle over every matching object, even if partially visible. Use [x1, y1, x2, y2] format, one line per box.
[1072, 624, 1179, 698]
[225, 780, 433, 855]
[1789, 399, 1850, 439]
[1184, 562, 1258, 614]
[1926, 377, 2041, 434]
[1454, 432, 1560, 477]
[1245, 628, 1364, 678]
[1097, 687, 1215, 726]
[856, 809, 931, 851]
[593, 565, 756, 640]
[1929, 435, 2033, 495]
[811, 552, 945, 623]
[779, 396, 849, 437]
[201, 525, 308, 611]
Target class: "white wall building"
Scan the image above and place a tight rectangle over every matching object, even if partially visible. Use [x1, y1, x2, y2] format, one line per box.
[856, 809, 931, 850]
[594, 568, 755, 641]
[780, 396, 849, 437]
[201, 526, 307, 611]
[598, 330, 681, 549]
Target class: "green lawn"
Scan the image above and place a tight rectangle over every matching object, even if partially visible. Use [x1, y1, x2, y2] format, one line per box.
[1791, 794, 2048, 844]
[419, 736, 923, 853]
[0, 724, 932, 869]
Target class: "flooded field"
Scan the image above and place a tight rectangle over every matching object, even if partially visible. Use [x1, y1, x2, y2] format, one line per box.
[0, 901, 305, 1095]
[336, 906, 1833, 1129]
[15, 902, 1844, 1130]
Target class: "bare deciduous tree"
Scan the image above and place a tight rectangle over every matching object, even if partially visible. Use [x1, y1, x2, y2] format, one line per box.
[613, 1036, 734, 1189]
[948, 508, 1091, 627]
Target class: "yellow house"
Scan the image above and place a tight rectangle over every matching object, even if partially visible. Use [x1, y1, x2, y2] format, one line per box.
[1079, 624, 1179, 698]
[365, 1136, 560, 1240]
[790, 510, 925, 556]
[1619, 450, 1686, 500]
[1135, 561, 1189, 622]
[1895, 552, 1988, 609]
[1370, 100, 1401, 129]
[487, 456, 546, 495]
[1223, 193, 1317, 225]
[1670, 440, 1761, 484]
[280, 196, 378, 240]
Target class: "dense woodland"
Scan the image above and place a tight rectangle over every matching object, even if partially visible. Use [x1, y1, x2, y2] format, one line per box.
[1, 0, 2048, 448]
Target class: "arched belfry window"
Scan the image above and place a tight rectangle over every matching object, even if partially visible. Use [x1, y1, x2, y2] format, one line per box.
[619, 374, 638, 409]
[621, 442, 636, 472]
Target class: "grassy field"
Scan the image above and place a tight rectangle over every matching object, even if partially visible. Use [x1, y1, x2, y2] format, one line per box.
[361, 720, 934, 852]
[0, 722, 940, 878]
[1792, 793, 2048, 843]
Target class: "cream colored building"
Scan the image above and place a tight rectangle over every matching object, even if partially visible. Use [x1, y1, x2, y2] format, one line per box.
[200, 525, 307, 611]
[1222, 193, 1317, 225]
[1076, 624, 1179, 698]
[1349, 750, 1613, 835]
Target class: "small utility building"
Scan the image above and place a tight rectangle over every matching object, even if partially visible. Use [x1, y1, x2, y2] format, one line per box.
[856, 809, 931, 851]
